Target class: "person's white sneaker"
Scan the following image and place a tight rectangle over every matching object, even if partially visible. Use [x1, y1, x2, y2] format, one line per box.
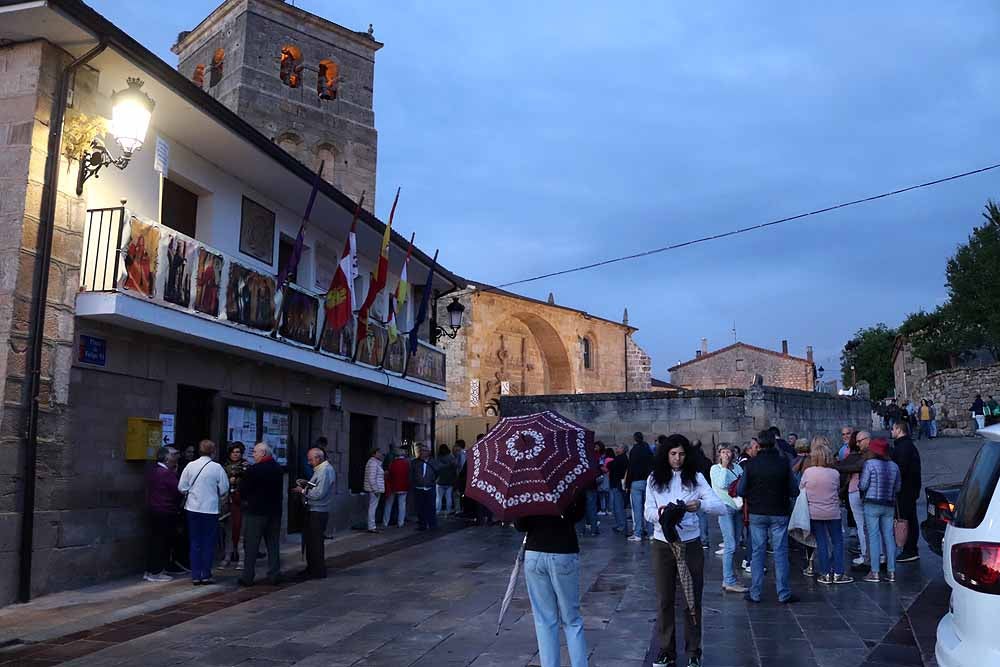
[852, 556, 867, 567]
[628, 535, 642, 542]
[143, 572, 172, 582]
[714, 547, 726, 555]
[742, 560, 752, 572]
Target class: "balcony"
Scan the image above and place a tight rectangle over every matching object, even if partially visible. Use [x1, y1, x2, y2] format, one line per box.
[76, 208, 446, 399]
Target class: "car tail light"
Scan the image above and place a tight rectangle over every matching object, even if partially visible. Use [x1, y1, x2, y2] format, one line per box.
[937, 501, 955, 523]
[952, 542, 1000, 594]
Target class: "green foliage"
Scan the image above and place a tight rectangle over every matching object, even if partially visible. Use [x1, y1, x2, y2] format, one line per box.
[841, 323, 897, 399]
[898, 306, 965, 371]
[944, 200, 1000, 359]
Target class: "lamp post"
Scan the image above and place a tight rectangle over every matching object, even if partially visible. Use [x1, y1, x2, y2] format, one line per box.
[76, 77, 155, 195]
[429, 295, 464, 344]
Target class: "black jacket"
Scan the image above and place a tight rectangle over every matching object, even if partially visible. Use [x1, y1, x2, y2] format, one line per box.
[516, 495, 587, 554]
[892, 435, 922, 498]
[609, 453, 629, 487]
[626, 442, 654, 485]
[739, 448, 796, 516]
[240, 458, 283, 516]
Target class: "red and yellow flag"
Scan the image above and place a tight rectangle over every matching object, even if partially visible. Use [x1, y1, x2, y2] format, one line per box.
[356, 187, 399, 353]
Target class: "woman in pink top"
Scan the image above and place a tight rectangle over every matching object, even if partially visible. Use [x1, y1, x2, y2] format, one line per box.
[800, 438, 853, 585]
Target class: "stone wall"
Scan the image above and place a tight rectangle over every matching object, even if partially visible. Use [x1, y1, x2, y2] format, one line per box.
[915, 363, 1000, 434]
[669, 343, 815, 392]
[893, 339, 927, 402]
[173, 0, 380, 209]
[500, 385, 869, 452]
[437, 289, 652, 420]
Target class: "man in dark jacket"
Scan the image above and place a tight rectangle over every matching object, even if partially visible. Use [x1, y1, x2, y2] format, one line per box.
[145, 447, 183, 582]
[608, 444, 629, 533]
[891, 421, 922, 562]
[625, 432, 655, 542]
[738, 429, 799, 604]
[411, 446, 438, 530]
[238, 442, 284, 586]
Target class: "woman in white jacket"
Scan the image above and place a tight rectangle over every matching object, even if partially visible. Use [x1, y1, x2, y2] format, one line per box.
[645, 434, 726, 667]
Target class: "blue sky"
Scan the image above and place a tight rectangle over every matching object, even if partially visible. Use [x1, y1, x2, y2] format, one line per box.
[92, 1, 1000, 383]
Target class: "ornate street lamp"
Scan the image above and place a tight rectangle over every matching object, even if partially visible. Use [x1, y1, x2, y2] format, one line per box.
[76, 77, 155, 194]
[431, 296, 465, 342]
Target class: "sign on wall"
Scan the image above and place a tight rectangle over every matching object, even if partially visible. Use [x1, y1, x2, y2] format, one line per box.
[154, 135, 169, 175]
[239, 196, 275, 264]
[78, 334, 107, 366]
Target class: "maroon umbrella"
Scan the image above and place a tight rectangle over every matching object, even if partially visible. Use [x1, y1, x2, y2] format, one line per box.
[465, 410, 599, 521]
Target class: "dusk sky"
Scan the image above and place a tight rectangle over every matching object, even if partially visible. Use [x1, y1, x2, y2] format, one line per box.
[92, 0, 1000, 383]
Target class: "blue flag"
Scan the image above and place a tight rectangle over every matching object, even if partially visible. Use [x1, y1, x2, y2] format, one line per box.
[408, 249, 438, 355]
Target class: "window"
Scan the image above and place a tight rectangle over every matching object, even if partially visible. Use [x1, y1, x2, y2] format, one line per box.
[279, 45, 303, 88]
[191, 64, 205, 88]
[161, 177, 198, 238]
[953, 442, 1000, 529]
[315, 144, 337, 182]
[317, 59, 339, 100]
[582, 337, 592, 370]
[209, 48, 224, 87]
[277, 236, 298, 285]
[736, 358, 745, 371]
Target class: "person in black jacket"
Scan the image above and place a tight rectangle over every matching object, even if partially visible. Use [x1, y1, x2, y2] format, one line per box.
[625, 432, 655, 542]
[608, 444, 629, 533]
[737, 429, 799, 604]
[516, 493, 588, 667]
[891, 421, 922, 561]
[238, 442, 284, 586]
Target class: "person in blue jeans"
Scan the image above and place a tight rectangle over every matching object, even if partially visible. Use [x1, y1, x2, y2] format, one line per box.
[608, 444, 629, 533]
[737, 429, 799, 604]
[860, 437, 901, 583]
[626, 432, 655, 542]
[709, 444, 745, 592]
[516, 494, 588, 667]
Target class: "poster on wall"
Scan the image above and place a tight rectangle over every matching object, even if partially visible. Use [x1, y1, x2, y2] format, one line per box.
[239, 196, 275, 264]
[194, 248, 223, 316]
[163, 236, 193, 307]
[319, 323, 353, 357]
[384, 337, 405, 373]
[159, 413, 175, 445]
[226, 263, 275, 330]
[279, 287, 318, 345]
[121, 217, 159, 297]
[356, 321, 387, 367]
[226, 405, 258, 462]
[262, 409, 289, 466]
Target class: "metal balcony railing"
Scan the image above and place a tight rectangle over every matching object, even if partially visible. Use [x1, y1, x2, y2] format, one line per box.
[80, 208, 446, 387]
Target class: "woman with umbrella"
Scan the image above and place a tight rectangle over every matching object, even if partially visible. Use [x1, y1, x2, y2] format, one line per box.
[645, 434, 727, 667]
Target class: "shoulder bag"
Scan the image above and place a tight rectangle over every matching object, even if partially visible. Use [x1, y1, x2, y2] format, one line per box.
[893, 503, 909, 548]
[182, 459, 209, 508]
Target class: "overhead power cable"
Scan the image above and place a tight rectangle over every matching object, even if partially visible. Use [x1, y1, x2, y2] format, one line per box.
[492, 162, 1000, 290]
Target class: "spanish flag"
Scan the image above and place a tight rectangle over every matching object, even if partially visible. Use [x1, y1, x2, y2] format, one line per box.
[356, 187, 398, 354]
[387, 233, 415, 343]
[323, 191, 363, 332]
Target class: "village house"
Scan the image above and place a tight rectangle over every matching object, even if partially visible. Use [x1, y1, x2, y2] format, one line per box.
[669, 339, 817, 392]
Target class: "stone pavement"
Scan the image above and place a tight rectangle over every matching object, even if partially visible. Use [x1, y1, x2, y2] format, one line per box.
[0, 434, 984, 667]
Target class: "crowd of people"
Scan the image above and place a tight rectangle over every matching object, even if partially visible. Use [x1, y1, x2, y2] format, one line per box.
[876, 392, 1000, 437]
[517, 424, 924, 667]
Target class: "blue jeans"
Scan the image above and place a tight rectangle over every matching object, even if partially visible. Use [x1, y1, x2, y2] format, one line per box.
[524, 551, 588, 667]
[580, 489, 599, 534]
[698, 511, 710, 546]
[630, 480, 651, 538]
[864, 503, 896, 573]
[610, 487, 627, 531]
[415, 488, 436, 529]
[749, 514, 792, 602]
[187, 511, 218, 582]
[718, 508, 742, 585]
[811, 519, 844, 575]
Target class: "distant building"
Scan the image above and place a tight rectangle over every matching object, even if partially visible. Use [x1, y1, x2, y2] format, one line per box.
[651, 378, 681, 393]
[891, 336, 927, 402]
[669, 339, 816, 392]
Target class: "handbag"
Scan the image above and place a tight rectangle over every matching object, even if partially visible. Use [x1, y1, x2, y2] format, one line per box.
[788, 492, 816, 547]
[894, 504, 909, 548]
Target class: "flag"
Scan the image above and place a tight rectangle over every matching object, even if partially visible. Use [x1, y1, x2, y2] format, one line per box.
[277, 162, 324, 293]
[387, 232, 415, 344]
[408, 249, 438, 356]
[324, 191, 364, 332]
[356, 187, 399, 351]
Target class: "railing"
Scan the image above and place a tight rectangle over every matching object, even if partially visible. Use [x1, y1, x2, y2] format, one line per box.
[80, 208, 446, 387]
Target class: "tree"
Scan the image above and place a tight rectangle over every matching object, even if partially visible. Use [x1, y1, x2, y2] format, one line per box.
[841, 324, 897, 399]
[898, 305, 966, 371]
[944, 200, 1000, 360]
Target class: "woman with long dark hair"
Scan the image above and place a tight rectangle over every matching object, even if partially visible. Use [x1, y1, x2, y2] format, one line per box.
[645, 435, 726, 667]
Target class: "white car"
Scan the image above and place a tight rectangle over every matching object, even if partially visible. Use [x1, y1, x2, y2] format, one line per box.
[936, 423, 1000, 667]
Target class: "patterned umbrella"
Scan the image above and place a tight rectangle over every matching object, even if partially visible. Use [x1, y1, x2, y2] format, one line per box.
[465, 410, 599, 521]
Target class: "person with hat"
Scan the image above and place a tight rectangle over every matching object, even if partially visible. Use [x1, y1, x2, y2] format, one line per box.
[859, 437, 901, 583]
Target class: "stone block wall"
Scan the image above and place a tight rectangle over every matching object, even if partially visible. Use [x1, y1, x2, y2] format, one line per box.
[626, 335, 651, 392]
[670, 344, 815, 392]
[893, 340, 927, 402]
[915, 363, 1000, 433]
[500, 385, 869, 454]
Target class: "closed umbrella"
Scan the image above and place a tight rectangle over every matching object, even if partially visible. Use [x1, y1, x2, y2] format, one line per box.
[465, 411, 599, 521]
[496, 535, 526, 635]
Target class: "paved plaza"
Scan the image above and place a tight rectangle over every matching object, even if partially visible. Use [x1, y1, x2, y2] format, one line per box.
[0, 435, 983, 667]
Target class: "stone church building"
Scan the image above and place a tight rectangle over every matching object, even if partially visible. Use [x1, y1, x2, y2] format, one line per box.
[669, 339, 816, 392]
[436, 287, 652, 442]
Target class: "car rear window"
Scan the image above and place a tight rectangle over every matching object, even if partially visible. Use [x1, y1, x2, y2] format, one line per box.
[954, 442, 1000, 529]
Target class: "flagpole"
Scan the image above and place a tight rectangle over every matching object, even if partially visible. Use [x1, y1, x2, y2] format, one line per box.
[273, 160, 324, 339]
[380, 231, 415, 369]
[316, 190, 365, 352]
[402, 248, 438, 379]
[353, 187, 400, 362]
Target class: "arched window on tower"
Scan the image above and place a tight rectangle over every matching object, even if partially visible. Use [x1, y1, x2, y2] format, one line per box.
[209, 48, 225, 87]
[191, 64, 205, 88]
[279, 45, 303, 88]
[317, 59, 339, 100]
[315, 143, 338, 182]
[274, 131, 303, 162]
[582, 337, 593, 370]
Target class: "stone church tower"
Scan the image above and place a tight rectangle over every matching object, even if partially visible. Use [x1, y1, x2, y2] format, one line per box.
[172, 0, 381, 209]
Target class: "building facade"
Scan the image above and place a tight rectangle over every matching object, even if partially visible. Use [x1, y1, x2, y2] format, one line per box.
[172, 0, 380, 210]
[891, 336, 928, 402]
[435, 288, 651, 442]
[0, 0, 452, 603]
[669, 340, 816, 392]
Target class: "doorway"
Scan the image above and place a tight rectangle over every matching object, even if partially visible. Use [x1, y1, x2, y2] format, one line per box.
[402, 421, 419, 458]
[175, 385, 216, 454]
[287, 405, 319, 535]
[348, 413, 376, 493]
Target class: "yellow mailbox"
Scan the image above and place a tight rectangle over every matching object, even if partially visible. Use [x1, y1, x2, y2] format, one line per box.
[125, 418, 163, 461]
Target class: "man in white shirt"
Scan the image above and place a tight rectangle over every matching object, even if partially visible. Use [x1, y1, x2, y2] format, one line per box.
[177, 439, 229, 585]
